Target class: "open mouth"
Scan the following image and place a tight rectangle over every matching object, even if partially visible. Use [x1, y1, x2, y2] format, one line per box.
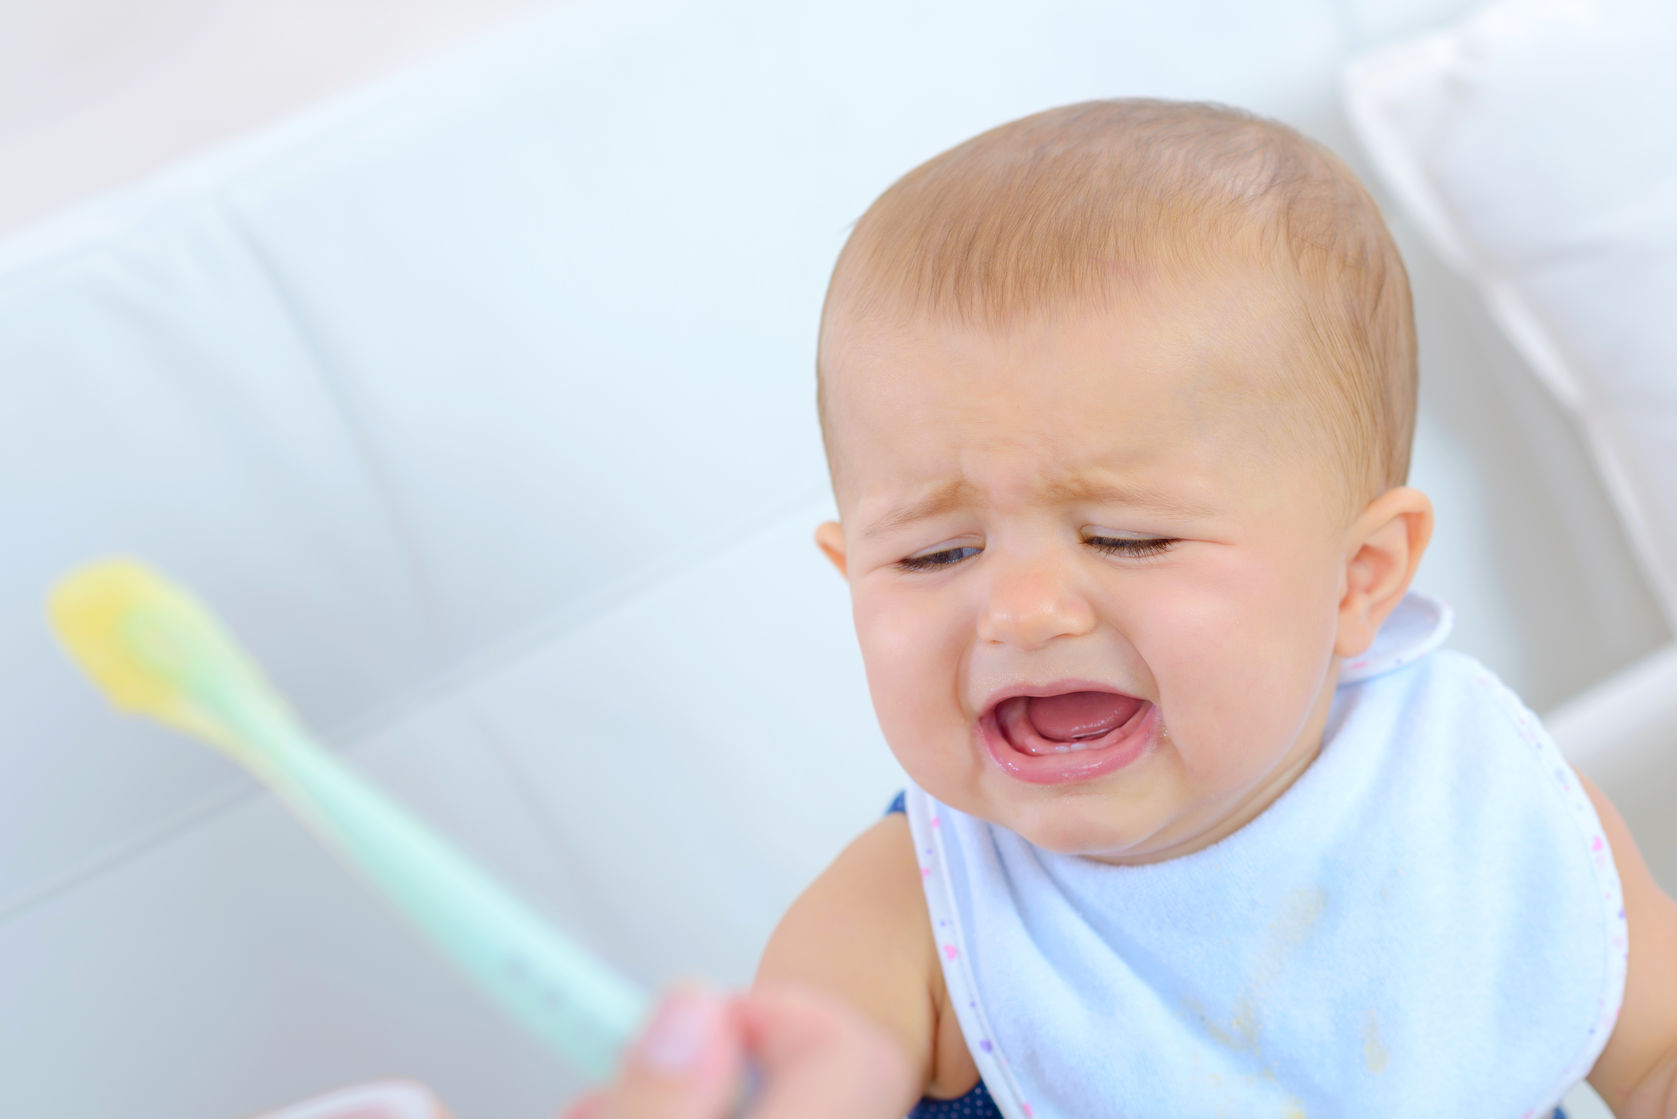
[980, 689, 1160, 785]
[994, 690, 1149, 755]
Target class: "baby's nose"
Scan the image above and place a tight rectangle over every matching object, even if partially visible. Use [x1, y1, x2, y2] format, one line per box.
[976, 558, 1096, 649]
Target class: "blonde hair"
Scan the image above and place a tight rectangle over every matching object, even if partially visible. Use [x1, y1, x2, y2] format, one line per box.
[815, 98, 1416, 522]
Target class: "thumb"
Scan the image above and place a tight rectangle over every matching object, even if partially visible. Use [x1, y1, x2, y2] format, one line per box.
[728, 982, 919, 1118]
[599, 984, 743, 1119]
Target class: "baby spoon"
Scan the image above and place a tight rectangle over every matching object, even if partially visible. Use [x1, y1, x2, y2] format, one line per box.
[47, 558, 760, 1107]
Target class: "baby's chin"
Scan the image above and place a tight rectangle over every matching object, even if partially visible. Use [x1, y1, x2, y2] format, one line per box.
[974, 784, 1183, 862]
[1012, 813, 1173, 862]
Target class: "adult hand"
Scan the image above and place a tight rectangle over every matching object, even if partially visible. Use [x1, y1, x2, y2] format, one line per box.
[558, 980, 918, 1119]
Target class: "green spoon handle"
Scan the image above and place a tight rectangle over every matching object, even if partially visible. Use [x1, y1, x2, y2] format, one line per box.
[240, 710, 768, 1113]
[225, 700, 649, 1082]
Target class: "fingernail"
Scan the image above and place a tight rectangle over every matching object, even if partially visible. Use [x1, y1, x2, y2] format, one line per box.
[633, 987, 718, 1075]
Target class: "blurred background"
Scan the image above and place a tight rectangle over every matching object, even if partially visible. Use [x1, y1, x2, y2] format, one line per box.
[2, 1, 1673, 1117]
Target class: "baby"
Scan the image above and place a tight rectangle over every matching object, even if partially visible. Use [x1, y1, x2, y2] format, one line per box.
[570, 98, 1677, 1119]
[744, 99, 1677, 1118]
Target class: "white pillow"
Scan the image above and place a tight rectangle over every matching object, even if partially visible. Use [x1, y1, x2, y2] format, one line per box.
[1342, 0, 1677, 630]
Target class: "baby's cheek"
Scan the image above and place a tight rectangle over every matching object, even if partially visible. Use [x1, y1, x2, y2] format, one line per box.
[855, 603, 937, 726]
[854, 589, 928, 665]
[1151, 647, 1280, 780]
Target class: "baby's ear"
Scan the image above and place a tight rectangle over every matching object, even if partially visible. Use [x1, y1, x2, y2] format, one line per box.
[1334, 486, 1434, 659]
[814, 521, 848, 579]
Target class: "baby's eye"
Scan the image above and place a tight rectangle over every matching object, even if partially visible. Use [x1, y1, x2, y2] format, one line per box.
[1088, 536, 1175, 560]
[895, 545, 982, 572]
[893, 537, 1176, 573]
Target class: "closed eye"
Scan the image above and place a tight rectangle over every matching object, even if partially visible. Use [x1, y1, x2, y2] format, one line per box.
[893, 537, 1176, 573]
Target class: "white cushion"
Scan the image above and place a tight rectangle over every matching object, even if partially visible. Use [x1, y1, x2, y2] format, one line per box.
[1343, 0, 1677, 629]
[0, 0, 1396, 919]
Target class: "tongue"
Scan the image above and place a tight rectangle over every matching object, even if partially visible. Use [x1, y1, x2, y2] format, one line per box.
[1026, 691, 1143, 740]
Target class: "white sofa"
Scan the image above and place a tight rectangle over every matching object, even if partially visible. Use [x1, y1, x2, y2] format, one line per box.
[2, 1, 1670, 1116]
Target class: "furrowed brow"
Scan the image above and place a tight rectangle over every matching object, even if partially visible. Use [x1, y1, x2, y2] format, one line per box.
[861, 476, 1214, 541]
[1041, 477, 1217, 521]
[863, 480, 982, 541]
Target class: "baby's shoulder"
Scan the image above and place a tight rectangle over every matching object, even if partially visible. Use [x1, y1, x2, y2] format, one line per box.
[753, 811, 945, 1098]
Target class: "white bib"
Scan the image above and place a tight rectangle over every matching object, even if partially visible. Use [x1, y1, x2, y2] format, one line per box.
[904, 592, 1627, 1119]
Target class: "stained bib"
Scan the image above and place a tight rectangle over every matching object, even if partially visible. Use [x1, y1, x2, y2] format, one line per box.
[904, 592, 1627, 1119]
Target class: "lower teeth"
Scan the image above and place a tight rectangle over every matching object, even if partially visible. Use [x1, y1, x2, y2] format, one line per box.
[1053, 737, 1106, 753]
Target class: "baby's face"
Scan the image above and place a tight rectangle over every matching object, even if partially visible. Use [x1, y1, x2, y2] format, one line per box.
[816, 280, 1360, 864]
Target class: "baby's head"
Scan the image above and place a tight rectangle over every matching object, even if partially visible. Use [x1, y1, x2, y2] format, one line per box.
[812, 99, 1434, 865]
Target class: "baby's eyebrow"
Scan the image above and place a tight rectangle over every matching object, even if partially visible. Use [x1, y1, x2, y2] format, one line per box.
[862, 477, 1216, 540]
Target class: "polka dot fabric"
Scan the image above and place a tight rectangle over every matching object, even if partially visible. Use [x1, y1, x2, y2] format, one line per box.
[906, 1075, 1005, 1118]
